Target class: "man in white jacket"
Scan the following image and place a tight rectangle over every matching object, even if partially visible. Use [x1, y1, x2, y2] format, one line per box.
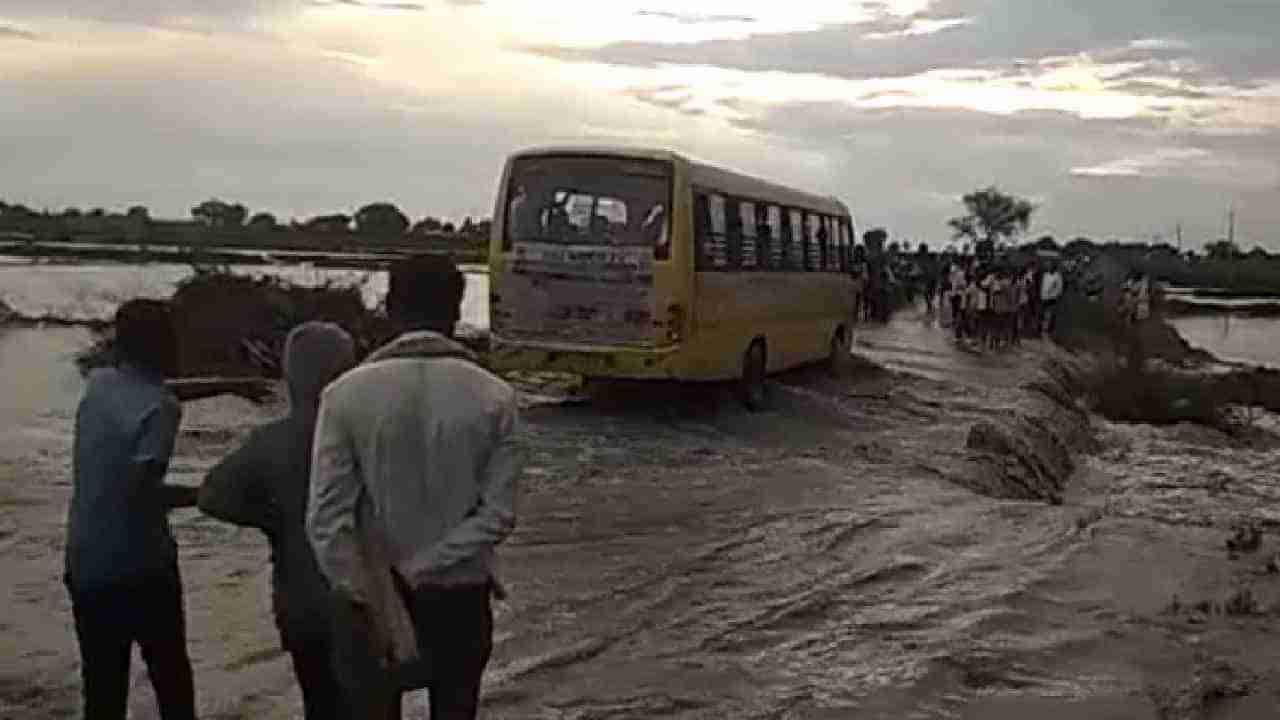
[307, 255, 519, 719]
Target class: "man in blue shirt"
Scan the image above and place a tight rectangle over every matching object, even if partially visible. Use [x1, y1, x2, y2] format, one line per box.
[65, 299, 198, 720]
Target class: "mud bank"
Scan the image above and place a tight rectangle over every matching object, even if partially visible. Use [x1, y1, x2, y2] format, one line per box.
[962, 354, 1095, 504]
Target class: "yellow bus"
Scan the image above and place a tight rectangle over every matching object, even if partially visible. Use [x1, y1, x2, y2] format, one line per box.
[488, 146, 857, 406]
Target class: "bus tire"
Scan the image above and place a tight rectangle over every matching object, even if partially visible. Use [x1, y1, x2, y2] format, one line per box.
[828, 326, 848, 376]
[739, 340, 768, 411]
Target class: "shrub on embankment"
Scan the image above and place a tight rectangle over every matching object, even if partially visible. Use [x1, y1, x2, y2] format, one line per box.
[1049, 286, 1279, 433]
[73, 265, 485, 378]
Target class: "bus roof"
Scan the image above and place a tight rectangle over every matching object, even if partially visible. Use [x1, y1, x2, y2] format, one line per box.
[508, 144, 851, 218]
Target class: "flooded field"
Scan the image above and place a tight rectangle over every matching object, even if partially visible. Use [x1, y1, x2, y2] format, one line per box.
[1170, 315, 1280, 370]
[3, 306, 1280, 718]
[0, 261, 488, 327]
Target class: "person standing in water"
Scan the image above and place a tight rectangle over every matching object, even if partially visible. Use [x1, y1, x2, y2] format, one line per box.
[308, 255, 520, 720]
[64, 299, 198, 720]
[198, 322, 356, 720]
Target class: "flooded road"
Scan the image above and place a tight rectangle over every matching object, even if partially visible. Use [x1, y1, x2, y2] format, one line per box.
[3, 312, 1280, 718]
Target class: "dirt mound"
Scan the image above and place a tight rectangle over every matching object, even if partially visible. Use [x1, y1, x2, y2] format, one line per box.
[962, 355, 1094, 504]
[74, 267, 488, 378]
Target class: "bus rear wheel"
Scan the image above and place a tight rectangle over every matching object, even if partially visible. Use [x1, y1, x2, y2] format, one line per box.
[739, 341, 768, 411]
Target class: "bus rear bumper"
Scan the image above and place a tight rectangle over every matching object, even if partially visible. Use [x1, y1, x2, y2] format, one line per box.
[489, 337, 682, 379]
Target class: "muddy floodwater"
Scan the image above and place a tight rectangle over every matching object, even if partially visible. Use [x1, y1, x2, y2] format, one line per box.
[3, 268, 1280, 717]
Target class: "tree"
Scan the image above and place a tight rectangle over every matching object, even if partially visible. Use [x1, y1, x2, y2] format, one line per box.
[948, 187, 1035, 262]
[1033, 235, 1059, 252]
[411, 216, 444, 235]
[304, 214, 352, 234]
[354, 202, 409, 235]
[1205, 239, 1241, 261]
[126, 205, 150, 222]
[248, 212, 277, 231]
[442, 221, 456, 234]
[1064, 237, 1097, 256]
[88, 208, 106, 218]
[192, 199, 248, 228]
[1247, 245, 1270, 260]
[863, 228, 887, 256]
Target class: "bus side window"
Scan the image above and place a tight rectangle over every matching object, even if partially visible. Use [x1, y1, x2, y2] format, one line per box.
[738, 200, 759, 270]
[787, 209, 805, 270]
[837, 218, 849, 272]
[765, 205, 783, 270]
[804, 213, 822, 272]
[823, 216, 839, 271]
[725, 198, 742, 268]
[695, 193, 729, 270]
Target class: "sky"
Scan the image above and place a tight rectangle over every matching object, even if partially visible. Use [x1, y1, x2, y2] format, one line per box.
[1, 0, 1277, 249]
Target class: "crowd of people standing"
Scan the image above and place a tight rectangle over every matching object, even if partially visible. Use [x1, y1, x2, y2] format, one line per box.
[936, 259, 1065, 349]
[846, 242, 1097, 351]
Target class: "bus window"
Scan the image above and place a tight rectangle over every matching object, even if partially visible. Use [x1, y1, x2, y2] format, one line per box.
[823, 216, 839, 271]
[805, 213, 822, 271]
[838, 219, 850, 271]
[835, 218, 846, 271]
[504, 155, 670, 252]
[695, 193, 730, 270]
[765, 205, 783, 269]
[786, 209, 805, 270]
[739, 200, 759, 270]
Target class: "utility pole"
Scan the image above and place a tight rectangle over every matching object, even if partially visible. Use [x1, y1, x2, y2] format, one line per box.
[1227, 202, 1236, 246]
[1176, 222, 1183, 251]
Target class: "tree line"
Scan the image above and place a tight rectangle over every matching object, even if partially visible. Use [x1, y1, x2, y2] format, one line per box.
[0, 198, 492, 244]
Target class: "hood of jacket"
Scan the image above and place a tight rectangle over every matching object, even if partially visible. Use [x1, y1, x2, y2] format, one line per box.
[284, 322, 356, 425]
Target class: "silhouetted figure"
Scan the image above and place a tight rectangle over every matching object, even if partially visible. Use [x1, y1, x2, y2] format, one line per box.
[198, 322, 356, 720]
[1040, 265, 1064, 337]
[308, 255, 519, 720]
[64, 299, 198, 720]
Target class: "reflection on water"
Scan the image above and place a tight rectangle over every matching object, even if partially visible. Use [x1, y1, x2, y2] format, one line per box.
[1170, 315, 1280, 369]
[0, 263, 490, 329]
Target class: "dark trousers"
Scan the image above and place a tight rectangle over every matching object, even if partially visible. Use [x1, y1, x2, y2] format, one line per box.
[285, 632, 340, 720]
[337, 583, 493, 720]
[68, 565, 197, 720]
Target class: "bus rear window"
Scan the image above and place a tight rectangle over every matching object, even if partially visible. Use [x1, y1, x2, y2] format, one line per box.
[505, 156, 671, 255]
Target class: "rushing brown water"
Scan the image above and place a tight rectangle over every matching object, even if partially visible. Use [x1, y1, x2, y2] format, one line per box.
[3, 277, 1280, 717]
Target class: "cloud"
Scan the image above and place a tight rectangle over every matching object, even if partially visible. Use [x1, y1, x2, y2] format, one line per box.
[1107, 80, 1214, 100]
[0, 24, 40, 40]
[624, 84, 708, 116]
[1070, 148, 1212, 178]
[635, 10, 756, 24]
[523, 0, 1280, 91]
[311, 0, 428, 10]
[712, 98, 1280, 245]
[0, 1, 306, 31]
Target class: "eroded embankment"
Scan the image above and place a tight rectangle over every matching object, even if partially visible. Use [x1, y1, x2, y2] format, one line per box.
[960, 353, 1096, 505]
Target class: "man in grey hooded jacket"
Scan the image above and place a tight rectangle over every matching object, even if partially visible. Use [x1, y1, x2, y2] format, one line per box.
[198, 322, 356, 720]
[308, 255, 519, 719]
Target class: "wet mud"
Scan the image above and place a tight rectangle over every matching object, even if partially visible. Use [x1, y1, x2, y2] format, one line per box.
[3, 313, 1280, 718]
